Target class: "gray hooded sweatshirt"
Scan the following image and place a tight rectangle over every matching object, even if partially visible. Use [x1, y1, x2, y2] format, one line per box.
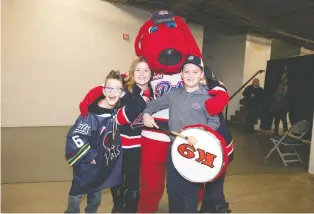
[143, 84, 220, 140]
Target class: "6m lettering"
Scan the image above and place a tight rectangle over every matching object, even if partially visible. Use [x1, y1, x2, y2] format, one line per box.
[177, 144, 217, 168]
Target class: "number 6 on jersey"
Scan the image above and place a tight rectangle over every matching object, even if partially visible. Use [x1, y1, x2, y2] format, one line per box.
[72, 135, 84, 148]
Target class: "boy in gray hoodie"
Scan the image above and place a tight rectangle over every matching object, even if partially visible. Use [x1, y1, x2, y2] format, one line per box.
[143, 55, 220, 213]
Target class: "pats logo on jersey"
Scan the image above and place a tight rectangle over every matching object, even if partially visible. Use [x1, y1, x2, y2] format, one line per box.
[130, 113, 145, 129]
[155, 81, 184, 98]
[73, 122, 90, 135]
[103, 131, 115, 150]
[102, 131, 121, 166]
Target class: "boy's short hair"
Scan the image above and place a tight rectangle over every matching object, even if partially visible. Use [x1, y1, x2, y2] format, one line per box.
[105, 70, 124, 87]
[181, 55, 204, 71]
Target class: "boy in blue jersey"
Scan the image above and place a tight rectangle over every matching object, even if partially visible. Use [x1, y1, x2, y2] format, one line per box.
[64, 70, 147, 213]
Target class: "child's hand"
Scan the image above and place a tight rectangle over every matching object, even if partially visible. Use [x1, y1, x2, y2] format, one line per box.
[187, 136, 197, 146]
[91, 159, 96, 164]
[143, 113, 159, 129]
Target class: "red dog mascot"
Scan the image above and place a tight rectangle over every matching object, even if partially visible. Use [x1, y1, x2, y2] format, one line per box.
[79, 10, 231, 213]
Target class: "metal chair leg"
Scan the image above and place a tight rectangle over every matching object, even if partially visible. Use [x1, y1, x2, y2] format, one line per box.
[277, 146, 288, 167]
[292, 147, 304, 164]
[265, 141, 280, 159]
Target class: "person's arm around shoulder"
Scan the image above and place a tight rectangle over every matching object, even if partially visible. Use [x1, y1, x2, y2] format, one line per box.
[206, 80, 230, 116]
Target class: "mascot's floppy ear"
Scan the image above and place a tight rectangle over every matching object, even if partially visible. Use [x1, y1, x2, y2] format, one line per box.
[175, 17, 202, 57]
[134, 21, 151, 56]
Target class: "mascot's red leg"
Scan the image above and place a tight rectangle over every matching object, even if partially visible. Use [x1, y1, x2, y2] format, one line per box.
[138, 136, 169, 213]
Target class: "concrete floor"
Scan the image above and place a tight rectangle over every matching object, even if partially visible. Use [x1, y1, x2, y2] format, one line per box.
[2, 124, 314, 213]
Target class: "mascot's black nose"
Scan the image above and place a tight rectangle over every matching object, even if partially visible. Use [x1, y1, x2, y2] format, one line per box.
[158, 48, 182, 66]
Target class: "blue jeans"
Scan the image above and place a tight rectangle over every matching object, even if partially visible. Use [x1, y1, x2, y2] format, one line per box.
[166, 147, 202, 213]
[65, 191, 101, 213]
[203, 173, 226, 204]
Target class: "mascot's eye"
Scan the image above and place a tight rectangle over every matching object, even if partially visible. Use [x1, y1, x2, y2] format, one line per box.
[167, 21, 177, 28]
[148, 26, 158, 34]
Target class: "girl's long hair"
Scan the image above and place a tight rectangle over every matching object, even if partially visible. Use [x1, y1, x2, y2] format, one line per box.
[124, 57, 149, 94]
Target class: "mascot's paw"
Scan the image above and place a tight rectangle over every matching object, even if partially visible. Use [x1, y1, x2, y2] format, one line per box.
[206, 90, 230, 116]
[79, 86, 103, 117]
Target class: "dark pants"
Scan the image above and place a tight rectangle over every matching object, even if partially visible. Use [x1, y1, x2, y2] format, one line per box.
[273, 109, 288, 134]
[65, 191, 101, 213]
[288, 110, 296, 126]
[166, 147, 202, 213]
[246, 106, 259, 132]
[111, 147, 141, 213]
[200, 173, 230, 213]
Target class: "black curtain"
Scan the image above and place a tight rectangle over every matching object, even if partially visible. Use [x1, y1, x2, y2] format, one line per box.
[286, 55, 314, 139]
[261, 54, 314, 139]
[260, 59, 287, 130]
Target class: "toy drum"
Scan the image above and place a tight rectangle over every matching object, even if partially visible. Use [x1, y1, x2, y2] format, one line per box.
[171, 127, 228, 183]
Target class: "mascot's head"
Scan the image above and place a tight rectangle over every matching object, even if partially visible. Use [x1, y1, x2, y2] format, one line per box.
[134, 10, 202, 74]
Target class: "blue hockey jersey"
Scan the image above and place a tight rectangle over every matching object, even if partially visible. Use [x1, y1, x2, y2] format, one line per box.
[66, 90, 147, 196]
[65, 110, 123, 196]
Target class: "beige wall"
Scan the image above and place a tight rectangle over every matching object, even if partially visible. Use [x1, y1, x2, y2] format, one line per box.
[188, 23, 204, 53]
[243, 35, 272, 88]
[1, 0, 204, 183]
[1, 0, 204, 128]
[202, 32, 247, 120]
[202, 32, 272, 120]
[1, 0, 152, 127]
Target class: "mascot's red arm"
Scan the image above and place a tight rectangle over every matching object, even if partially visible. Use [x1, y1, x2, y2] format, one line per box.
[205, 84, 230, 116]
[79, 85, 103, 117]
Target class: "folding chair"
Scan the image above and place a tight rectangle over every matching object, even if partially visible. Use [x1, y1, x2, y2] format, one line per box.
[265, 120, 310, 166]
